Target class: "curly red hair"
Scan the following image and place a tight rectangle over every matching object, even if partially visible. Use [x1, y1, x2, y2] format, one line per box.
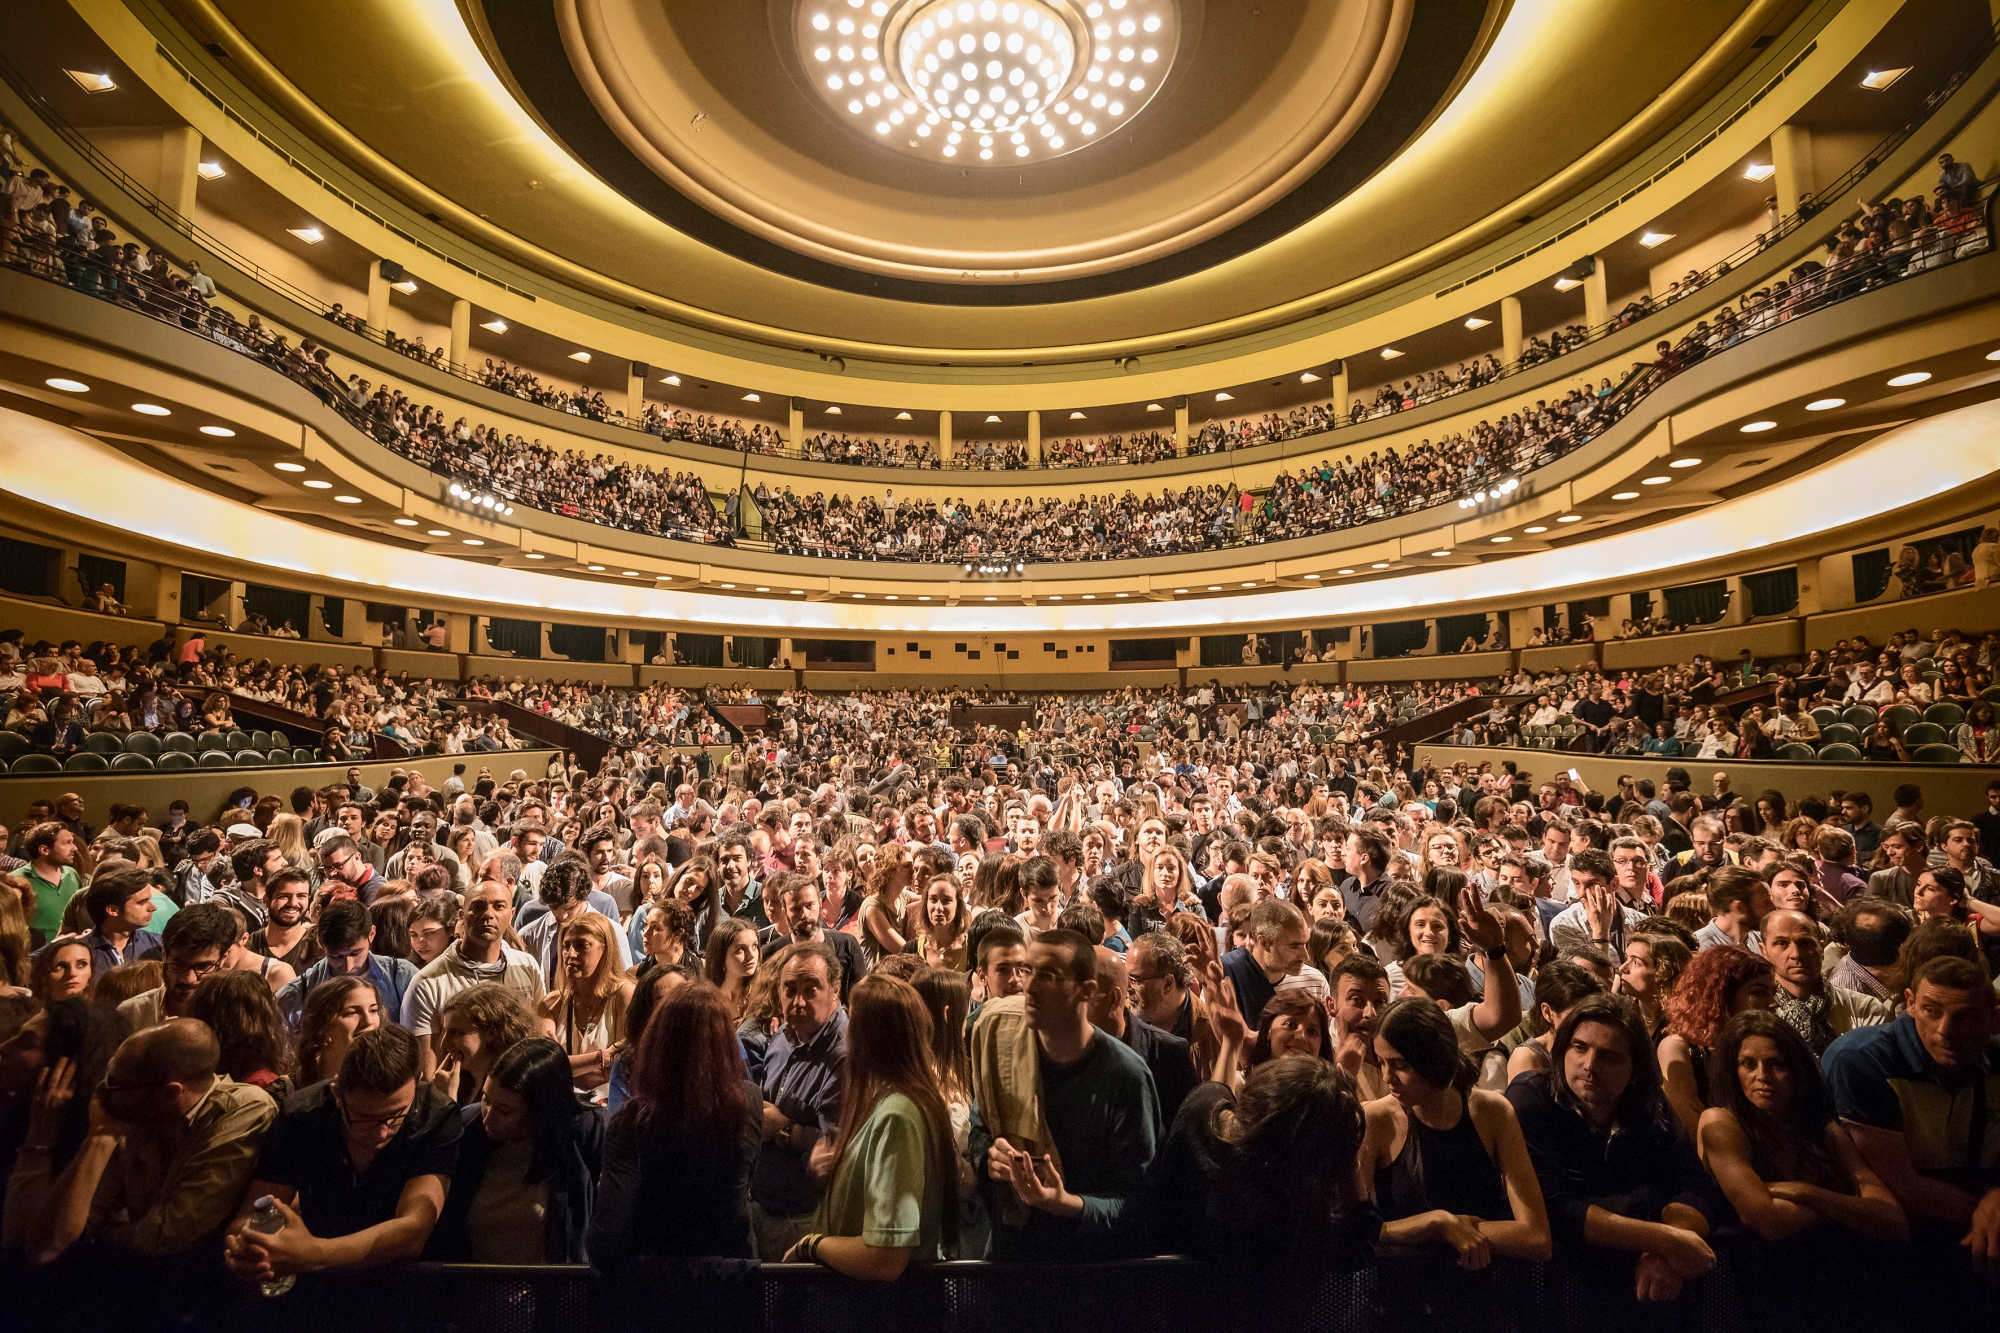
[1663, 945, 1774, 1050]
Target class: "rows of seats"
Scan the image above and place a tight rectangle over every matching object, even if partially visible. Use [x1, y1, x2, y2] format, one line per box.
[0, 728, 322, 774]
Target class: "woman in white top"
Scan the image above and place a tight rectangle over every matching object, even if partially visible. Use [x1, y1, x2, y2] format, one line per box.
[538, 911, 634, 1100]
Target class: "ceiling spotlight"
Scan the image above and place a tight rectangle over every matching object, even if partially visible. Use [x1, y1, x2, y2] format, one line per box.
[755, 586, 770, 592]
[1611, 491, 1640, 500]
[390, 280, 418, 294]
[587, 564, 606, 572]
[480, 319, 507, 333]
[895, 410, 912, 420]
[1740, 420, 1777, 432]
[427, 529, 450, 537]
[1669, 457, 1702, 468]
[44, 378, 88, 392]
[1743, 162, 1776, 181]
[744, 393, 762, 402]
[1370, 562, 1390, 569]
[1214, 392, 1233, 401]
[1336, 569, 1355, 575]
[1805, 397, 1845, 410]
[1380, 347, 1404, 360]
[1987, 350, 2000, 361]
[65, 70, 116, 93]
[568, 351, 592, 362]
[823, 405, 843, 415]
[1430, 550, 1452, 558]
[275, 462, 306, 472]
[131, 403, 170, 416]
[287, 226, 323, 244]
[1490, 535, 1512, 543]
[1887, 371, 1931, 386]
[197, 161, 226, 180]
[622, 570, 640, 577]
[1556, 515, 1583, 523]
[525, 552, 545, 559]
[1861, 67, 1910, 90]
[461, 538, 485, 546]
[663, 374, 681, 385]
[1522, 526, 1547, 535]
[1641, 476, 1671, 485]
[1464, 317, 1490, 330]
[1241, 581, 1257, 587]
[394, 518, 419, 526]
[1554, 276, 1581, 291]
[985, 414, 1002, 423]
[1303, 573, 1321, 580]
[1639, 231, 1674, 248]
[1145, 402, 1163, 411]
[334, 494, 362, 504]
[1207, 585, 1222, 591]
[303, 480, 333, 489]
[1069, 411, 1087, 419]
[198, 425, 236, 437]
[791, 589, 805, 595]
[1299, 371, 1321, 383]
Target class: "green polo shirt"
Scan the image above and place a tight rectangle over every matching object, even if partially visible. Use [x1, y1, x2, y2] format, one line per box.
[27, 865, 81, 942]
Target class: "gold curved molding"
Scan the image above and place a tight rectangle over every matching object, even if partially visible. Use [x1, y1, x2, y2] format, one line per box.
[558, 0, 1409, 284]
[141, 0, 1812, 366]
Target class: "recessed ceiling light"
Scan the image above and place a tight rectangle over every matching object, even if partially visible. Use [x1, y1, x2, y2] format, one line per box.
[198, 425, 235, 437]
[1081, 594, 1094, 600]
[45, 377, 88, 392]
[886, 594, 898, 601]
[1490, 536, 1512, 543]
[1744, 163, 1776, 181]
[525, 552, 545, 559]
[791, 589, 805, 594]
[1336, 569, 1354, 575]
[334, 494, 362, 504]
[663, 374, 681, 385]
[197, 161, 226, 180]
[1241, 581, 1257, 587]
[1641, 476, 1671, 485]
[462, 538, 484, 546]
[480, 319, 507, 333]
[1050, 595, 1064, 602]
[286, 227, 323, 244]
[303, 480, 333, 489]
[427, 528, 451, 537]
[1887, 371, 1931, 386]
[1639, 231, 1674, 248]
[1987, 350, 2000, 362]
[659, 575, 673, 581]
[1557, 515, 1583, 523]
[1805, 397, 1845, 410]
[1214, 392, 1233, 401]
[916, 595, 929, 601]
[568, 351, 591, 362]
[1380, 348, 1404, 360]
[1299, 371, 1321, 383]
[1303, 573, 1321, 580]
[1145, 403, 1164, 411]
[985, 596, 997, 602]
[1522, 527, 1547, 535]
[587, 564, 606, 571]
[623, 570, 640, 577]
[824, 405, 842, 414]
[1430, 550, 1452, 557]
[852, 593, 864, 599]
[1069, 411, 1087, 420]
[1669, 457, 1702, 468]
[1172, 588, 1188, 594]
[719, 582, 735, 589]
[393, 518, 419, 526]
[1464, 317, 1491, 330]
[1611, 491, 1640, 500]
[1370, 562, 1390, 569]
[894, 411, 912, 420]
[985, 414, 1002, 423]
[132, 403, 170, 416]
[1740, 420, 1777, 432]
[1861, 67, 1910, 90]
[1554, 276, 1581, 291]
[1207, 585, 1222, 591]
[65, 70, 116, 93]
[743, 393, 762, 402]
[755, 586, 770, 592]
[391, 280, 418, 294]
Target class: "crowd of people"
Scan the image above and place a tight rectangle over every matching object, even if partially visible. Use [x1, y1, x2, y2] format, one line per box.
[3, 659, 1999, 1330]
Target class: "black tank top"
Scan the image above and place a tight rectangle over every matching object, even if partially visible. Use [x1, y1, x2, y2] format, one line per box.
[1375, 1090, 1512, 1222]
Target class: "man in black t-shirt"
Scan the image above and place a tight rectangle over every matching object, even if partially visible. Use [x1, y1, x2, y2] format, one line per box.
[224, 1025, 459, 1291]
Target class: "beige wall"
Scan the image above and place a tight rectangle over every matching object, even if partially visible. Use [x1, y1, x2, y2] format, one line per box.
[1519, 643, 1601, 674]
[1601, 619, 1804, 671]
[1415, 744, 1998, 820]
[1803, 584, 2000, 649]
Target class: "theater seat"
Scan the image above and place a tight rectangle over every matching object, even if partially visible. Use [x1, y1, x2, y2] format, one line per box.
[1924, 702, 1965, 727]
[124, 732, 163, 757]
[110, 752, 155, 771]
[1775, 743, 1817, 761]
[1912, 743, 1963, 764]
[63, 752, 109, 772]
[198, 750, 234, 768]
[234, 750, 266, 765]
[84, 732, 123, 755]
[157, 751, 197, 770]
[1817, 723, 1861, 745]
[1815, 743, 1861, 763]
[10, 754, 60, 773]
[1902, 722, 1946, 747]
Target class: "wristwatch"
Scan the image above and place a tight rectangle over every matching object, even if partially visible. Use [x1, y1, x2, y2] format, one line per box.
[1483, 945, 1509, 961]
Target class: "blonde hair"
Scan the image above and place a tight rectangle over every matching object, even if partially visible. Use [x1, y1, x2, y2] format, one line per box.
[267, 812, 310, 867]
[548, 910, 628, 1006]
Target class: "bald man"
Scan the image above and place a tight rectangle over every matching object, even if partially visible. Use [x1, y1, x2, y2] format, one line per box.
[1760, 908, 1894, 1057]
[1088, 945, 1196, 1126]
[12, 1018, 277, 1277]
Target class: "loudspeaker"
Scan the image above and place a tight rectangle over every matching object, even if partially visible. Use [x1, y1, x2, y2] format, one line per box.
[1567, 256, 1596, 280]
[631, 361, 648, 378]
[379, 259, 406, 282]
[1327, 358, 1345, 375]
[1173, 396, 1188, 411]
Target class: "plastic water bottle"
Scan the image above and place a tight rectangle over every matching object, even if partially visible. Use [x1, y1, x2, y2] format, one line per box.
[246, 1195, 296, 1297]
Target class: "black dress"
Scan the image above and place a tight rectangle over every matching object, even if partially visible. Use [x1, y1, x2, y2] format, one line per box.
[1373, 1092, 1528, 1329]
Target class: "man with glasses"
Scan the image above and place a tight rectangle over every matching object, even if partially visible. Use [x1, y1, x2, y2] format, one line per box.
[1548, 846, 1652, 959]
[117, 904, 240, 1032]
[10, 1018, 277, 1295]
[315, 833, 386, 905]
[276, 899, 417, 1031]
[1128, 930, 1220, 1078]
[225, 1025, 459, 1291]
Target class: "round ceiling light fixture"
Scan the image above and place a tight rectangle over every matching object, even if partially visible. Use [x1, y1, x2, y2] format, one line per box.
[796, 0, 1180, 166]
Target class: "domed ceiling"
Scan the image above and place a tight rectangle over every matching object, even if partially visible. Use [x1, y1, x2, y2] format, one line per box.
[474, 0, 1489, 299]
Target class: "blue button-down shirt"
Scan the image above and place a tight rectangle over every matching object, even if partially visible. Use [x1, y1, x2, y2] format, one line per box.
[82, 926, 161, 982]
[275, 950, 416, 1030]
[752, 1007, 847, 1216]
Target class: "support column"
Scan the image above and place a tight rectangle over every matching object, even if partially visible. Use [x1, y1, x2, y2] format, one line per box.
[939, 409, 953, 465]
[1173, 398, 1189, 454]
[1584, 255, 1608, 330]
[157, 126, 201, 221]
[1500, 296, 1523, 368]
[1027, 409, 1041, 466]
[1770, 123, 1814, 218]
[788, 399, 805, 453]
[366, 261, 391, 334]
[1331, 365, 1349, 423]
[448, 298, 471, 370]
[627, 362, 645, 421]
[448, 613, 475, 656]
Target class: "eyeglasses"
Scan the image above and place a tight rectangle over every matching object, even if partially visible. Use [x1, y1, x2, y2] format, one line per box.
[166, 954, 222, 982]
[336, 1095, 413, 1131]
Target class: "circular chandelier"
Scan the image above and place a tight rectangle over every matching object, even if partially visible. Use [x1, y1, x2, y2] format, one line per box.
[794, 0, 1181, 166]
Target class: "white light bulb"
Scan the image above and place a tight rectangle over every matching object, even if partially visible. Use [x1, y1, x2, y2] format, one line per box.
[1143, 15, 1160, 31]
[812, 13, 829, 29]
[814, 46, 831, 60]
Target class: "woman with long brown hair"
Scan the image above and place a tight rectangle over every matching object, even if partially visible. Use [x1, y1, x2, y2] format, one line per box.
[538, 911, 635, 1095]
[590, 981, 763, 1265]
[186, 969, 294, 1097]
[1657, 945, 1777, 1138]
[27, 936, 93, 1003]
[903, 874, 969, 970]
[294, 975, 383, 1085]
[855, 842, 915, 967]
[785, 974, 959, 1278]
[702, 917, 761, 1022]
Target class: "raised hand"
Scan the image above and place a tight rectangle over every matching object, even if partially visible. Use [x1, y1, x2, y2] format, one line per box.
[1456, 887, 1506, 956]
